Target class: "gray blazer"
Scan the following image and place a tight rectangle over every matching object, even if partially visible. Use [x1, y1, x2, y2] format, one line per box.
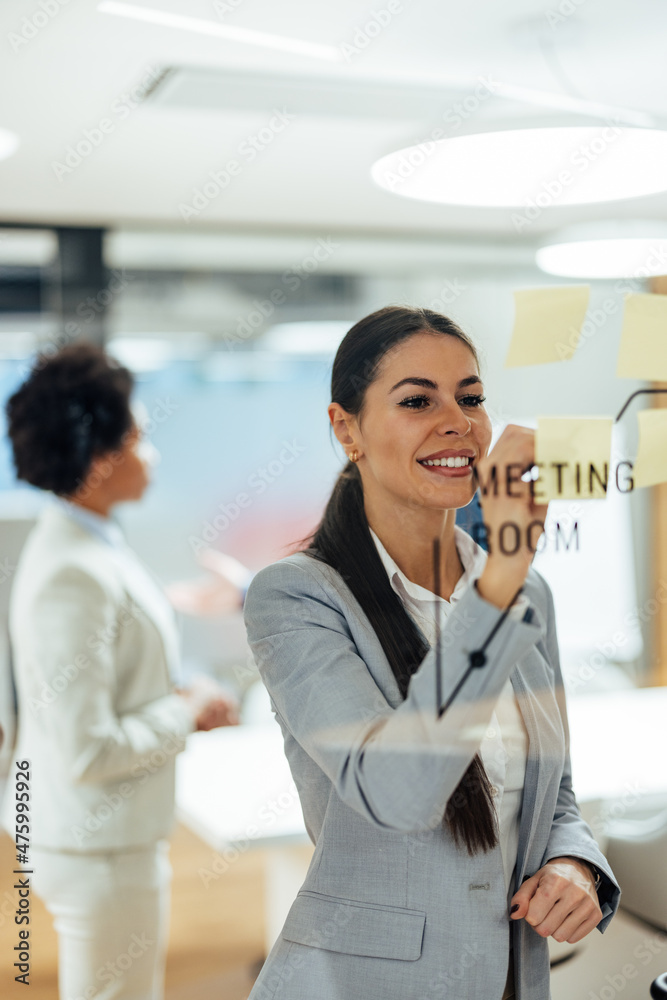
[243, 548, 620, 1000]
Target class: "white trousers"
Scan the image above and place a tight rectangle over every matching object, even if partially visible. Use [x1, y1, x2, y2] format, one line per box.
[31, 841, 171, 1000]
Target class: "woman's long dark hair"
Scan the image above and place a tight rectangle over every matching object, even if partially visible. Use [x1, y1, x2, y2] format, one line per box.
[300, 305, 498, 855]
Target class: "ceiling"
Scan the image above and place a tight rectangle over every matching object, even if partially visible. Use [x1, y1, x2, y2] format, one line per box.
[1, 0, 667, 243]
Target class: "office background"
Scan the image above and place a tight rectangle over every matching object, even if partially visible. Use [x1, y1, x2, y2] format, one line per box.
[1, 1, 667, 996]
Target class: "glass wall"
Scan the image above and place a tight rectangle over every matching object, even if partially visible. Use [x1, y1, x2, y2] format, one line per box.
[0, 228, 652, 697]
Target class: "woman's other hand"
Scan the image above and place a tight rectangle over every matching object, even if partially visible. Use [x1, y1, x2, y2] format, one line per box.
[475, 424, 549, 609]
[510, 857, 603, 944]
[177, 675, 241, 731]
[165, 549, 252, 616]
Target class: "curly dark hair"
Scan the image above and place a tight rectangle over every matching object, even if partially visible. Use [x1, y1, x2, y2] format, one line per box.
[6, 342, 134, 495]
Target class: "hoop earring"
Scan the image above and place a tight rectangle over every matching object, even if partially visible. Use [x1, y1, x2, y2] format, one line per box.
[348, 450, 359, 463]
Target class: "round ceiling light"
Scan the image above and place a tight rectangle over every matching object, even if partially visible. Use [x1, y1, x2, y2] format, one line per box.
[371, 126, 667, 207]
[537, 221, 667, 278]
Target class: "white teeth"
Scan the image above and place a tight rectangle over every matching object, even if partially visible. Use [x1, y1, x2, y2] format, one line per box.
[421, 456, 471, 468]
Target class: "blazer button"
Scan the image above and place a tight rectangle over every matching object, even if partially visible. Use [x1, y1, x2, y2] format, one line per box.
[490, 785, 499, 796]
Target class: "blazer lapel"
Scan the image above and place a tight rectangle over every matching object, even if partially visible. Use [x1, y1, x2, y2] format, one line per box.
[108, 545, 181, 681]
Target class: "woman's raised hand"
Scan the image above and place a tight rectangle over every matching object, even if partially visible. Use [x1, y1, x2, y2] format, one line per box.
[474, 424, 549, 610]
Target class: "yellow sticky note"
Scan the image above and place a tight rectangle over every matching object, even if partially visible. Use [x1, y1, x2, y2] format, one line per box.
[535, 416, 613, 501]
[504, 285, 590, 367]
[632, 409, 667, 488]
[616, 294, 667, 381]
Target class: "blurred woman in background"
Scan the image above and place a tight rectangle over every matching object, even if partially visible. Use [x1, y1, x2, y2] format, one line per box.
[3, 343, 239, 1000]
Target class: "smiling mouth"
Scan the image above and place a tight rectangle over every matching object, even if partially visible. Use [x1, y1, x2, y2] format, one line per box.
[417, 456, 473, 468]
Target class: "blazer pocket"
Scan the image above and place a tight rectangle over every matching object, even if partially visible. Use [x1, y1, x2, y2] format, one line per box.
[281, 890, 426, 961]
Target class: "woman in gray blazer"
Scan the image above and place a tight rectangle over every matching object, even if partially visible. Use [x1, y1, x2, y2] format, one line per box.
[243, 306, 620, 1000]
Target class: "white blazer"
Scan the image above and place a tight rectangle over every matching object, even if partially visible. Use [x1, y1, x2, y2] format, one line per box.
[2, 504, 194, 852]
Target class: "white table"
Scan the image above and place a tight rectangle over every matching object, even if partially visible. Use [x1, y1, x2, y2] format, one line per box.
[176, 723, 311, 953]
[176, 687, 667, 954]
[567, 687, 667, 803]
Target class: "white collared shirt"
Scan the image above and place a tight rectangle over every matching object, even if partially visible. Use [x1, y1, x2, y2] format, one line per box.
[54, 496, 126, 548]
[369, 524, 529, 897]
